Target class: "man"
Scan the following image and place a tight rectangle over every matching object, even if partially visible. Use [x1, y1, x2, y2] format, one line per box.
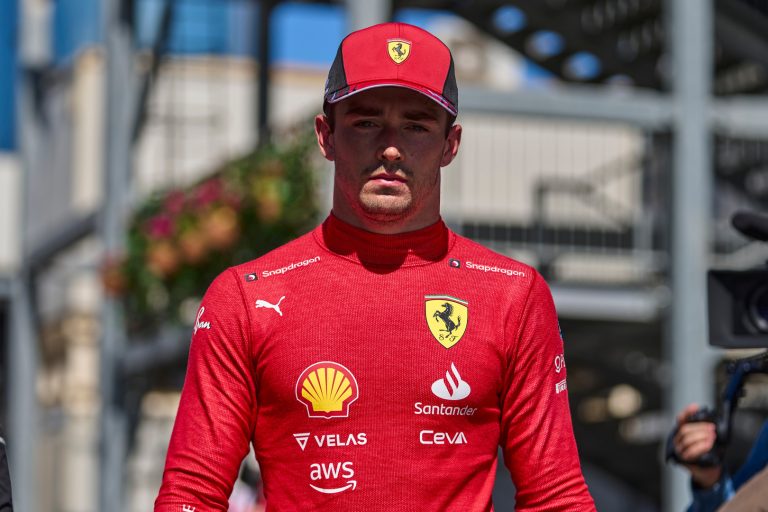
[155, 22, 595, 511]
[674, 403, 768, 511]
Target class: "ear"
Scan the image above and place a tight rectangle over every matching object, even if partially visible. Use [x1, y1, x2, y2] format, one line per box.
[440, 123, 462, 167]
[315, 114, 335, 162]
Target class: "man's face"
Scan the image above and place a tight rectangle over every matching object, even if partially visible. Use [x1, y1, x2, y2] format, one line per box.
[315, 87, 462, 233]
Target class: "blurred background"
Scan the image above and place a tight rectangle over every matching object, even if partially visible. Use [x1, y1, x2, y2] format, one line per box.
[1, 0, 768, 510]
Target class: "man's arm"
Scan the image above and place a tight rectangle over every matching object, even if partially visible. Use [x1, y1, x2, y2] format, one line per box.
[499, 272, 595, 511]
[731, 418, 768, 489]
[692, 418, 768, 512]
[673, 404, 734, 512]
[675, 411, 768, 512]
[155, 269, 256, 512]
[686, 474, 734, 512]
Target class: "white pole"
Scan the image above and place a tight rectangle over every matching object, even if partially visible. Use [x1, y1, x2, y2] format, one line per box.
[665, 0, 716, 510]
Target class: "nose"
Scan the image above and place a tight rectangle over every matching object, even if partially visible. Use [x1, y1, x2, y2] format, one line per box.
[380, 145, 402, 162]
[378, 127, 403, 163]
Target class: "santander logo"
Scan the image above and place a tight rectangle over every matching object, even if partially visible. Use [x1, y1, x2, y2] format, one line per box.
[431, 363, 471, 401]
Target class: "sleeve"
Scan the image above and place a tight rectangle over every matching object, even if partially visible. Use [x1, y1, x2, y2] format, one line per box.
[687, 473, 735, 512]
[155, 268, 256, 512]
[499, 272, 596, 511]
[688, 419, 768, 511]
[731, 419, 768, 490]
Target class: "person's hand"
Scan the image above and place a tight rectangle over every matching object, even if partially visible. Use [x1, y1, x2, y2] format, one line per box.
[673, 403, 723, 489]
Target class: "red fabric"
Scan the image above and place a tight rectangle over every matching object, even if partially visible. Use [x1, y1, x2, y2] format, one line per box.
[327, 22, 458, 116]
[155, 215, 596, 511]
[341, 23, 451, 93]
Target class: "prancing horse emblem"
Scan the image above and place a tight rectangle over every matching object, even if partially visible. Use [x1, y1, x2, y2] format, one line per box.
[434, 303, 461, 335]
[387, 39, 411, 64]
[425, 295, 469, 349]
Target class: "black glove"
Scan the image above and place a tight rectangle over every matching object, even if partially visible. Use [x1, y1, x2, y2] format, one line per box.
[665, 407, 724, 467]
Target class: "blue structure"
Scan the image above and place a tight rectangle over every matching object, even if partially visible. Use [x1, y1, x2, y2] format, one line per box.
[0, 0, 17, 151]
[0, 0, 544, 152]
[273, 3, 346, 66]
[53, 0, 101, 64]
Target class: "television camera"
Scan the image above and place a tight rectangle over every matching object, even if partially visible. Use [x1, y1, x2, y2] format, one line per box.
[666, 211, 768, 467]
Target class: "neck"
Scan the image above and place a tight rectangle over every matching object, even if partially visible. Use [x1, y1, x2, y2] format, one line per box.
[330, 209, 441, 235]
[317, 214, 450, 268]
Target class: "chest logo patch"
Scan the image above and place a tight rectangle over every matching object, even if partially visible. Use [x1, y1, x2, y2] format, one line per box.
[387, 39, 411, 64]
[193, 306, 211, 334]
[296, 362, 359, 418]
[255, 296, 285, 316]
[425, 295, 468, 349]
[432, 363, 471, 400]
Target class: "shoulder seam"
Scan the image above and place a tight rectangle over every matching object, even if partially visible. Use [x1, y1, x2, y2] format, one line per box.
[228, 266, 258, 434]
[452, 233, 534, 271]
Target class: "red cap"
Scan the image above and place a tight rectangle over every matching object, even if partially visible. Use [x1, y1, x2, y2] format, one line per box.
[324, 22, 458, 116]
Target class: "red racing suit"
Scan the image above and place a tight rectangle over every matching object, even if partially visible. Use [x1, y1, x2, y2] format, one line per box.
[155, 214, 596, 511]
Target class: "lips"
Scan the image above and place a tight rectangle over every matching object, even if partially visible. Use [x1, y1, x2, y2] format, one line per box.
[368, 173, 407, 183]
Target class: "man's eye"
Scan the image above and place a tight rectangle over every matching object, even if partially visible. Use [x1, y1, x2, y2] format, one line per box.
[355, 120, 377, 128]
[408, 124, 429, 132]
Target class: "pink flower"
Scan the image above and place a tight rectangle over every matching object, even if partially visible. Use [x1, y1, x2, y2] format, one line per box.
[144, 214, 175, 239]
[195, 178, 224, 208]
[164, 190, 186, 215]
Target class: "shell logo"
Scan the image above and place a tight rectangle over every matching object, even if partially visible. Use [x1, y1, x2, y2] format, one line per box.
[296, 362, 359, 418]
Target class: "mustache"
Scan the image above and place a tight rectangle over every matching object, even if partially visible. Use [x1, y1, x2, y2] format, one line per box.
[363, 162, 413, 176]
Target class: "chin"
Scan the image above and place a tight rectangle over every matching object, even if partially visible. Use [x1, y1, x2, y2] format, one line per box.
[360, 196, 413, 219]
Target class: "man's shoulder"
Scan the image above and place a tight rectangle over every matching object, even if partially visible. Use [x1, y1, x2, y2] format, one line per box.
[449, 231, 539, 282]
[228, 227, 322, 280]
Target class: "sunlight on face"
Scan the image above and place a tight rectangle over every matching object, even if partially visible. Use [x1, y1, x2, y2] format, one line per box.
[317, 87, 461, 233]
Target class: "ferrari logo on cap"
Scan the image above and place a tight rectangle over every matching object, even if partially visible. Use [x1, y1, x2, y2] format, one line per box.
[425, 295, 468, 349]
[387, 39, 411, 64]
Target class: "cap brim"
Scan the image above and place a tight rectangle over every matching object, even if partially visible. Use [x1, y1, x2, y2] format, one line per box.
[325, 81, 458, 117]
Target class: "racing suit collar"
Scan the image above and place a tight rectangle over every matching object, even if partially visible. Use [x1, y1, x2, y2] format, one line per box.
[316, 213, 451, 269]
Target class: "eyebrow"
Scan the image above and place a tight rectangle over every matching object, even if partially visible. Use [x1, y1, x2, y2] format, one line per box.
[343, 105, 382, 117]
[402, 109, 441, 122]
[342, 105, 442, 123]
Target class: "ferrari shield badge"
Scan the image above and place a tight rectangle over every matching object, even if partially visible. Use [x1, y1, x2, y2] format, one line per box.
[425, 295, 468, 349]
[387, 39, 411, 64]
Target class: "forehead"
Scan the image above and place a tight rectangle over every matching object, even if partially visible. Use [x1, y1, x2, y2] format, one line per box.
[334, 87, 448, 121]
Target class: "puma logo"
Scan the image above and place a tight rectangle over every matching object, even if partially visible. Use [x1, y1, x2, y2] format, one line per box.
[255, 296, 285, 316]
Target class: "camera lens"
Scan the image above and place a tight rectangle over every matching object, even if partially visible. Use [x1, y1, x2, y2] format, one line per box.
[747, 285, 768, 333]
